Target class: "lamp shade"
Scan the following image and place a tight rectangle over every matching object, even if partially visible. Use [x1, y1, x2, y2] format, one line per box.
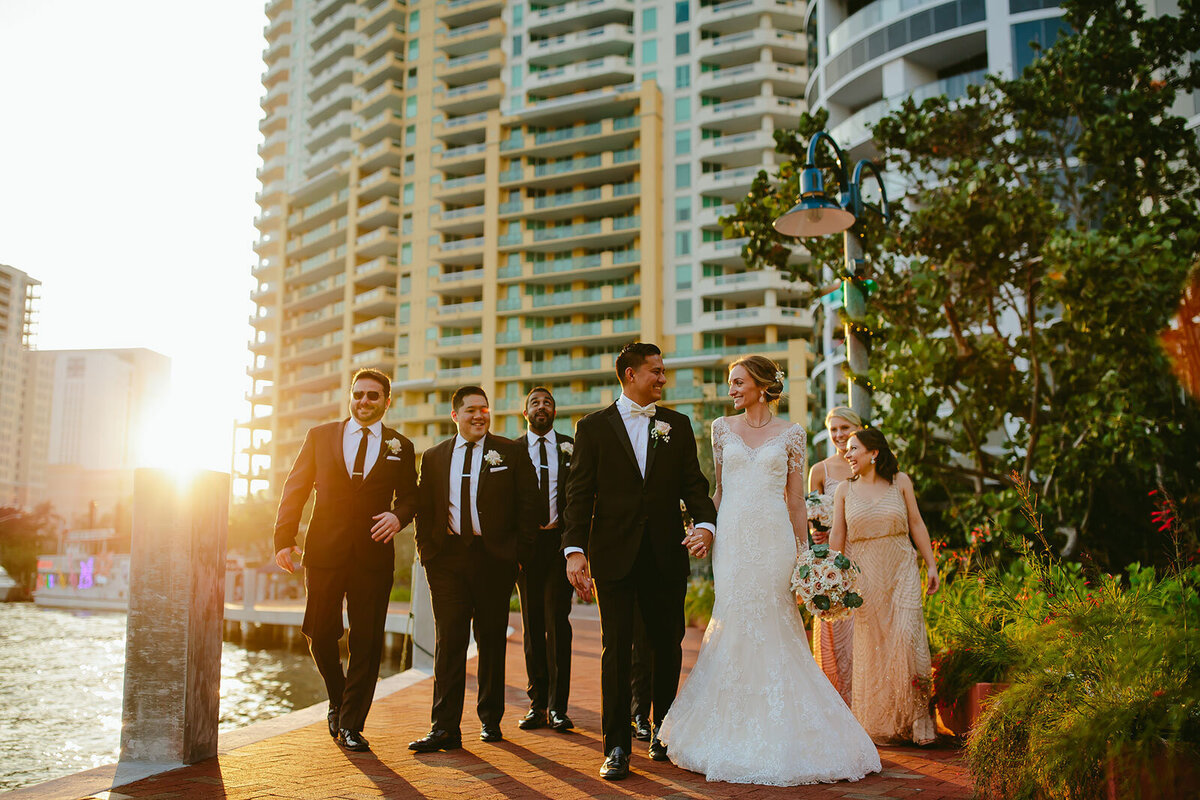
[772, 166, 855, 237]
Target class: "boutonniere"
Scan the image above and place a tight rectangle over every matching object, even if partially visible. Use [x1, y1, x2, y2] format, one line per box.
[559, 442, 573, 456]
[386, 438, 403, 454]
[483, 450, 503, 467]
[650, 420, 671, 447]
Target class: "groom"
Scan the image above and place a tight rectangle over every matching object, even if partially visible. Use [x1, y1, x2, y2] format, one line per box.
[562, 342, 716, 780]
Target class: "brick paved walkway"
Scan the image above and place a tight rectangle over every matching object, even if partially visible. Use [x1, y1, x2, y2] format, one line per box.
[86, 613, 973, 800]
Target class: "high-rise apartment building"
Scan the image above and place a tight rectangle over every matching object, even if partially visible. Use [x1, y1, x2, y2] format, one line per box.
[242, 0, 815, 496]
[0, 264, 49, 507]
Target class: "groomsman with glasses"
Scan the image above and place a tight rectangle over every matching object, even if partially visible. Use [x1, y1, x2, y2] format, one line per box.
[410, 386, 539, 752]
[273, 368, 418, 753]
[516, 386, 576, 733]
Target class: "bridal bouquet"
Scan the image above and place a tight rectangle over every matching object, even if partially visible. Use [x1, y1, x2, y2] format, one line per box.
[805, 491, 833, 532]
[791, 543, 863, 621]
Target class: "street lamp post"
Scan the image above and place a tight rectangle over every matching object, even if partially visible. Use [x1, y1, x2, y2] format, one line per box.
[772, 131, 889, 423]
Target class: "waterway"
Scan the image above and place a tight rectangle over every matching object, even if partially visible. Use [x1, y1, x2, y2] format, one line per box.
[0, 603, 400, 792]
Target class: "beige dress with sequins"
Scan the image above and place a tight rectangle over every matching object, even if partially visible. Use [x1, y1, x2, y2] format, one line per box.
[844, 480, 936, 745]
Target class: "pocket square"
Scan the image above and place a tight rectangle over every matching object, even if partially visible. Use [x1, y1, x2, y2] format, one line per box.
[386, 455, 403, 461]
[489, 465, 508, 472]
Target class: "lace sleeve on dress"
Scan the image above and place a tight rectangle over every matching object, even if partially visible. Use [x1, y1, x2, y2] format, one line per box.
[711, 417, 727, 466]
[784, 424, 807, 475]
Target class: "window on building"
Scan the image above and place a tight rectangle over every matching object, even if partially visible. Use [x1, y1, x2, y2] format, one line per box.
[675, 0, 690, 23]
[512, 35, 522, 56]
[403, 183, 414, 204]
[675, 32, 689, 56]
[675, 231, 691, 256]
[675, 129, 691, 155]
[512, 64, 523, 88]
[642, 39, 658, 64]
[408, 10, 419, 31]
[643, 7, 657, 31]
[513, 3, 524, 26]
[1012, 17, 1070, 74]
[674, 96, 691, 122]
[401, 243, 413, 264]
[676, 162, 691, 188]
[407, 39, 419, 60]
[675, 196, 692, 222]
[676, 299, 693, 325]
[404, 154, 415, 176]
[405, 125, 416, 146]
[405, 96, 418, 118]
[675, 64, 690, 88]
[676, 263, 692, 289]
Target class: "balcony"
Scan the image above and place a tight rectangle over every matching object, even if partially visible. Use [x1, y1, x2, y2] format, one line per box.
[502, 283, 640, 317]
[697, 61, 807, 98]
[502, 180, 640, 222]
[696, 95, 803, 132]
[282, 358, 343, 393]
[306, 109, 358, 152]
[358, 139, 403, 174]
[526, 56, 636, 98]
[513, 81, 638, 124]
[436, 141, 487, 169]
[356, 196, 401, 230]
[352, 286, 398, 314]
[437, 78, 504, 115]
[282, 330, 343, 364]
[354, 255, 399, 288]
[351, 316, 397, 346]
[526, 0, 634, 38]
[286, 244, 348, 283]
[696, 129, 775, 165]
[309, 55, 360, 102]
[500, 214, 640, 254]
[354, 108, 405, 146]
[433, 203, 486, 235]
[311, 29, 363, 75]
[434, 172, 487, 204]
[697, 304, 813, 333]
[502, 248, 641, 285]
[436, 50, 504, 86]
[697, 0, 805, 34]
[284, 273, 347, 312]
[287, 218, 349, 260]
[304, 137, 356, 177]
[285, 302, 345, 337]
[353, 79, 402, 119]
[697, 27, 805, 66]
[434, 364, 483, 382]
[361, 0, 404, 36]
[308, 82, 360, 127]
[311, 2, 363, 49]
[499, 317, 640, 349]
[501, 146, 639, 191]
[354, 227, 400, 258]
[696, 235, 751, 265]
[440, 0, 505, 27]
[350, 347, 397, 369]
[357, 166, 403, 202]
[435, 300, 485, 321]
[357, 23, 404, 64]
[696, 268, 808, 301]
[357, 52, 406, 91]
[434, 110, 490, 141]
[433, 267, 485, 290]
[437, 18, 505, 58]
[526, 24, 634, 68]
[288, 188, 351, 233]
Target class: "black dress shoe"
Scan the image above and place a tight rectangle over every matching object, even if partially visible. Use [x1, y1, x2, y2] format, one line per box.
[518, 709, 547, 730]
[337, 729, 370, 752]
[549, 710, 574, 731]
[409, 729, 462, 752]
[479, 723, 504, 742]
[632, 715, 652, 741]
[648, 731, 668, 762]
[327, 705, 340, 739]
[600, 746, 630, 780]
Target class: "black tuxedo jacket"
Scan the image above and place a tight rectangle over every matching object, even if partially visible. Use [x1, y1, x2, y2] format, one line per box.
[562, 403, 716, 581]
[274, 420, 419, 572]
[415, 433, 540, 565]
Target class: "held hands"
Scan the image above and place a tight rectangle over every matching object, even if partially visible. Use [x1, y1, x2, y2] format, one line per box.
[566, 552, 593, 602]
[370, 511, 401, 542]
[809, 527, 830, 545]
[683, 526, 713, 558]
[925, 564, 940, 595]
[275, 546, 301, 574]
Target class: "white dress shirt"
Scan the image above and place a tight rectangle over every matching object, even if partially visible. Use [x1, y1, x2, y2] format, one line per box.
[526, 428, 560, 528]
[342, 419, 383, 480]
[448, 434, 484, 535]
[563, 394, 713, 557]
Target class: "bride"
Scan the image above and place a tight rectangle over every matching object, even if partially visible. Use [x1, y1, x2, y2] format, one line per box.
[658, 355, 880, 786]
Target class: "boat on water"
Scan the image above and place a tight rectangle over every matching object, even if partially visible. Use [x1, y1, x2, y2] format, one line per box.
[35, 528, 130, 612]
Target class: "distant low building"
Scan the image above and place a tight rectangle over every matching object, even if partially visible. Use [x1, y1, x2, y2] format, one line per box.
[35, 527, 130, 611]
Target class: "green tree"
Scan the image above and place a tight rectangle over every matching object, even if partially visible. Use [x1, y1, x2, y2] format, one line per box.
[727, 0, 1200, 566]
[0, 504, 59, 596]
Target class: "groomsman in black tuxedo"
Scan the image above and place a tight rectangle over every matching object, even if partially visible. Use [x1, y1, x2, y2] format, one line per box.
[515, 386, 576, 733]
[563, 342, 717, 780]
[410, 386, 539, 752]
[273, 368, 418, 753]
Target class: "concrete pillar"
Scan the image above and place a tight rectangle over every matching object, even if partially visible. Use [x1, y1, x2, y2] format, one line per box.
[410, 554, 435, 672]
[120, 469, 229, 766]
[242, 568, 258, 610]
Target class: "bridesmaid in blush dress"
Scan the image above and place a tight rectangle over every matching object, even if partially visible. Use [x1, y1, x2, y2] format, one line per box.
[808, 405, 863, 706]
[830, 428, 940, 745]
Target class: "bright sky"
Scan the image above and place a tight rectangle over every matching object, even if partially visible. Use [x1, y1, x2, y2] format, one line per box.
[0, 1, 267, 473]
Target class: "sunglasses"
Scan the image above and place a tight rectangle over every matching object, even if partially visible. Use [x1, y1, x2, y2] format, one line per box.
[352, 390, 383, 401]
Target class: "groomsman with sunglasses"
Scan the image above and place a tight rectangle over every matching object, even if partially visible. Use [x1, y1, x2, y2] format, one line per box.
[274, 368, 418, 753]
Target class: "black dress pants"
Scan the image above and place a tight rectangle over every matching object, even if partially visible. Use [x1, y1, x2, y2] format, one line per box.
[424, 534, 518, 733]
[301, 565, 394, 732]
[593, 530, 687, 755]
[516, 526, 574, 714]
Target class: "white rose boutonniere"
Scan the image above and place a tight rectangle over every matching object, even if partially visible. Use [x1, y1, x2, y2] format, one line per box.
[559, 442, 573, 456]
[650, 420, 671, 447]
[386, 438, 403, 454]
[483, 449, 503, 467]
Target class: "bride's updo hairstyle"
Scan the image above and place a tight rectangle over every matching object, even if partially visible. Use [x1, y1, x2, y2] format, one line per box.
[849, 428, 899, 483]
[729, 354, 785, 407]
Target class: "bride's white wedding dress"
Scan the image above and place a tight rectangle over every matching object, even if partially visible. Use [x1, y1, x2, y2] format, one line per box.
[658, 417, 881, 786]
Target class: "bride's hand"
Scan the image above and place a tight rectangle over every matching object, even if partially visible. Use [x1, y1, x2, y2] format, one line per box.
[683, 527, 712, 558]
[924, 564, 940, 595]
[809, 527, 829, 545]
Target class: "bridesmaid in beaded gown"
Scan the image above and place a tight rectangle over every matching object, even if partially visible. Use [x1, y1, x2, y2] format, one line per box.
[808, 406, 863, 706]
[830, 428, 940, 745]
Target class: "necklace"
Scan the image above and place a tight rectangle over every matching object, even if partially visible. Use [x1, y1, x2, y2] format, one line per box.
[745, 412, 772, 429]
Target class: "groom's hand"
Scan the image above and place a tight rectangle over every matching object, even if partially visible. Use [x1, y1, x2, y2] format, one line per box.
[275, 546, 300, 574]
[566, 552, 592, 602]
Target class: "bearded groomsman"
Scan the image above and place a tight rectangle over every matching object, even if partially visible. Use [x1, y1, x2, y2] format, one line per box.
[410, 386, 539, 752]
[515, 386, 576, 733]
[273, 368, 418, 753]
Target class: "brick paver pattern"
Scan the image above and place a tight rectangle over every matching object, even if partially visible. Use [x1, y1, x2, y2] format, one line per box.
[96, 614, 973, 799]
